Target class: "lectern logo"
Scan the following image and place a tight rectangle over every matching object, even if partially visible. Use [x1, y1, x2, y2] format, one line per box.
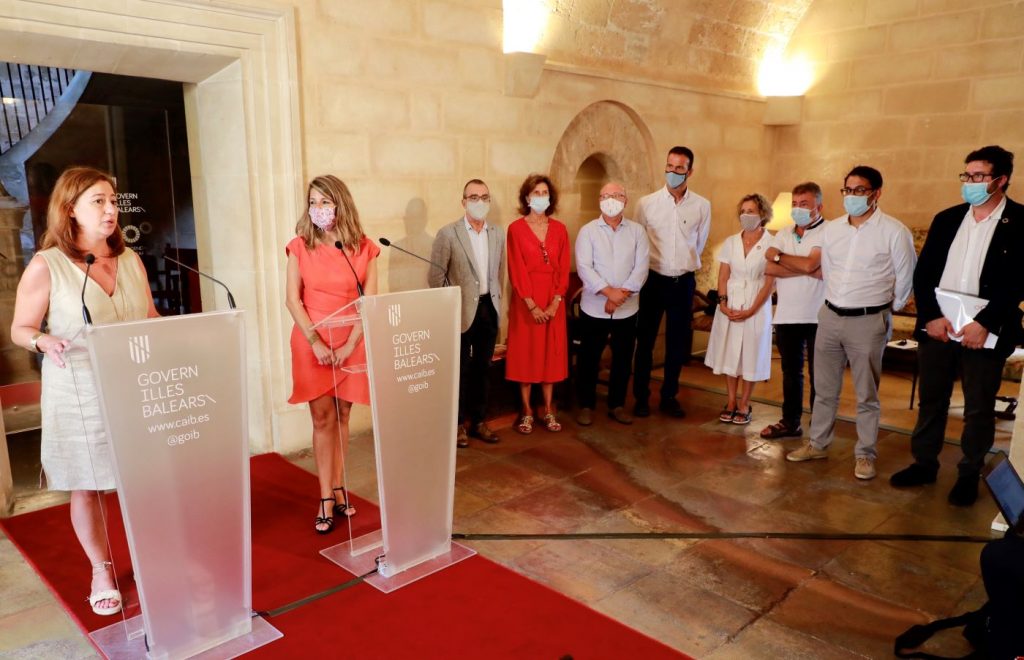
[128, 335, 151, 364]
[388, 304, 401, 327]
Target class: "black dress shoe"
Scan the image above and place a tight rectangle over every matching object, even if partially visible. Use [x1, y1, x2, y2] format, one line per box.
[470, 422, 500, 444]
[889, 463, 938, 488]
[948, 475, 979, 507]
[633, 401, 650, 418]
[659, 399, 686, 418]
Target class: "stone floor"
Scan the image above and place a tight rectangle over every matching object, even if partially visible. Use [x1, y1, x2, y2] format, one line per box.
[0, 361, 1012, 658]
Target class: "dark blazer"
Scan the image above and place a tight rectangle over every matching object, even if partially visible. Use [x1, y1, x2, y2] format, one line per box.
[913, 197, 1024, 357]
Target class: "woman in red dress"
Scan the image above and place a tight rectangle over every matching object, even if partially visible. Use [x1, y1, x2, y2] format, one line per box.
[506, 174, 569, 434]
[285, 175, 379, 534]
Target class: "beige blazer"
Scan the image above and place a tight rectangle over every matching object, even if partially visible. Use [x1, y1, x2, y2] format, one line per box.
[429, 217, 505, 332]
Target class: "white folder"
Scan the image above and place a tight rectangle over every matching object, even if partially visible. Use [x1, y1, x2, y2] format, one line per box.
[934, 288, 998, 349]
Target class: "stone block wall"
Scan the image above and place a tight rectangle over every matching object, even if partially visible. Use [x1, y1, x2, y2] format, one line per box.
[774, 0, 1024, 229]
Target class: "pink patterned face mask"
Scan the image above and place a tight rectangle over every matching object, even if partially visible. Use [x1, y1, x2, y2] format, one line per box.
[309, 206, 336, 230]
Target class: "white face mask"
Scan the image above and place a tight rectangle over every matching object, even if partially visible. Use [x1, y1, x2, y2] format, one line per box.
[739, 213, 762, 231]
[466, 200, 490, 221]
[599, 197, 625, 218]
[529, 195, 550, 214]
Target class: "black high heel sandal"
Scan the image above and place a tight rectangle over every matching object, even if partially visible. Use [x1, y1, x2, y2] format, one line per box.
[315, 497, 335, 534]
[332, 486, 357, 517]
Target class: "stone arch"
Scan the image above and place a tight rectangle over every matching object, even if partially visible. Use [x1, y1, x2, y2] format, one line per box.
[549, 100, 658, 260]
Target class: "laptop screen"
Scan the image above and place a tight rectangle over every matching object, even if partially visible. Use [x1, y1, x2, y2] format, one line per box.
[985, 457, 1024, 529]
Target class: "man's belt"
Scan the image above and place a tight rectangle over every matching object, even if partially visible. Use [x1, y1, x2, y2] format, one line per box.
[825, 300, 890, 317]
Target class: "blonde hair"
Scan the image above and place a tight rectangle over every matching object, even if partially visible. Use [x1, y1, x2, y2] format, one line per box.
[737, 193, 773, 226]
[40, 166, 125, 260]
[295, 175, 365, 250]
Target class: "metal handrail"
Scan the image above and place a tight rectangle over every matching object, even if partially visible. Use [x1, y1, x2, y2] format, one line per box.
[0, 64, 77, 155]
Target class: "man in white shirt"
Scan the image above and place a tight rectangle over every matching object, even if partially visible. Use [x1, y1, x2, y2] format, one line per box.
[761, 182, 827, 440]
[429, 179, 505, 448]
[574, 182, 650, 426]
[632, 146, 712, 419]
[787, 166, 916, 480]
[891, 146, 1024, 506]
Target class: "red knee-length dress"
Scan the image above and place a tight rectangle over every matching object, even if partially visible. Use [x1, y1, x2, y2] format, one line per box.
[505, 217, 569, 384]
[287, 235, 380, 404]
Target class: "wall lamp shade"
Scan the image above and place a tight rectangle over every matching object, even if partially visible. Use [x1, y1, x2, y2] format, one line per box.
[504, 51, 547, 98]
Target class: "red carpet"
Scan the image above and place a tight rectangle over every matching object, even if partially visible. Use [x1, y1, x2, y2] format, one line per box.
[1, 453, 685, 658]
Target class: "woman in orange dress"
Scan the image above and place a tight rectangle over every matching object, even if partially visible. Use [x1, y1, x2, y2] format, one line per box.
[285, 175, 379, 534]
[505, 174, 570, 434]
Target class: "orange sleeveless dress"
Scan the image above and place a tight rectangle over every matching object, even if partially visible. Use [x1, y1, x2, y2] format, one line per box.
[286, 235, 380, 404]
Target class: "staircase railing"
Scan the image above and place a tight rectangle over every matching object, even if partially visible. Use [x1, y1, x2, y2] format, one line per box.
[0, 64, 77, 156]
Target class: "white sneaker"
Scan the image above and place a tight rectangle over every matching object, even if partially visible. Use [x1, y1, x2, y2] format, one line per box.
[855, 457, 876, 480]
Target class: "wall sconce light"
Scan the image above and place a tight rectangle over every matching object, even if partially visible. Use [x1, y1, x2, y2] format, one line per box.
[504, 51, 547, 98]
[758, 47, 811, 126]
[767, 192, 793, 231]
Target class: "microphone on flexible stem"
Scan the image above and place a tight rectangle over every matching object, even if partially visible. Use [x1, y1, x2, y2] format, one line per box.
[81, 253, 95, 325]
[163, 254, 237, 309]
[334, 241, 365, 297]
[378, 237, 450, 287]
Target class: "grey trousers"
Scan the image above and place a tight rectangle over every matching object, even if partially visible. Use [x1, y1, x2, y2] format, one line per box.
[808, 305, 891, 459]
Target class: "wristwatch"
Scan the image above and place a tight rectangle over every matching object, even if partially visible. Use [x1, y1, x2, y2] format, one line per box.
[773, 253, 782, 263]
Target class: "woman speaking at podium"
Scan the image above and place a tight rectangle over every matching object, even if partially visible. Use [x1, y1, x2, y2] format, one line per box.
[285, 175, 379, 534]
[10, 166, 159, 616]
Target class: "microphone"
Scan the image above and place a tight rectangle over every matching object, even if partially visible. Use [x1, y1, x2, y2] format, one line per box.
[81, 253, 95, 325]
[378, 237, 450, 287]
[163, 254, 237, 309]
[334, 241, 365, 297]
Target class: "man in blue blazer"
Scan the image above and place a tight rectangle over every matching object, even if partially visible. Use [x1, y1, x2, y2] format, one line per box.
[891, 146, 1024, 505]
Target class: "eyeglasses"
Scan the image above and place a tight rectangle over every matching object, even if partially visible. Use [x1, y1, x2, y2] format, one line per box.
[464, 194, 491, 202]
[840, 187, 873, 196]
[958, 172, 996, 183]
[599, 193, 626, 201]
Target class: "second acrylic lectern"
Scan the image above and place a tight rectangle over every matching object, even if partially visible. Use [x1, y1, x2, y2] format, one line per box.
[316, 287, 476, 591]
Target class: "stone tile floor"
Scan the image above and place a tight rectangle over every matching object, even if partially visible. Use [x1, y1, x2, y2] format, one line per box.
[0, 372, 1009, 658]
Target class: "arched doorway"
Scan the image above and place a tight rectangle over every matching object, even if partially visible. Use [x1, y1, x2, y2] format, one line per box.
[549, 100, 657, 267]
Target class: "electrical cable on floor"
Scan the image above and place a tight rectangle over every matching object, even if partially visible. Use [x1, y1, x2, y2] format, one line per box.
[453, 531, 994, 543]
[255, 567, 379, 619]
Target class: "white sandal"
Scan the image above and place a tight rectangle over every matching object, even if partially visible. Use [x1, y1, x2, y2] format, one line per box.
[88, 561, 123, 616]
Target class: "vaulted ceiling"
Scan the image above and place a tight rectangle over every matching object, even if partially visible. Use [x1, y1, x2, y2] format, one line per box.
[534, 0, 815, 94]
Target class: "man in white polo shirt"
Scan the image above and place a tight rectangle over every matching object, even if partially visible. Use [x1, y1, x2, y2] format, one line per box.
[786, 166, 916, 480]
[574, 182, 650, 426]
[760, 182, 827, 440]
[632, 145, 712, 419]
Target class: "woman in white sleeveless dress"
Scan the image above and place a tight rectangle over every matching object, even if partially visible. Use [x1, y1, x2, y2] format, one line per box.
[10, 167, 158, 616]
[704, 194, 776, 425]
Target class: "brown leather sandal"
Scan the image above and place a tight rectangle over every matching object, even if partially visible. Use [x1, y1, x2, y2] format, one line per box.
[759, 419, 803, 439]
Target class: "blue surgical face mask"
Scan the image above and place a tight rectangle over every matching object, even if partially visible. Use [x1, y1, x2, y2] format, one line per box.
[665, 171, 687, 189]
[791, 207, 814, 227]
[529, 195, 550, 214]
[961, 182, 993, 207]
[843, 194, 871, 217]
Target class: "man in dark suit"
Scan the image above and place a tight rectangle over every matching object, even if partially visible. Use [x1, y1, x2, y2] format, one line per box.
[891, 146, 1024, 505]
